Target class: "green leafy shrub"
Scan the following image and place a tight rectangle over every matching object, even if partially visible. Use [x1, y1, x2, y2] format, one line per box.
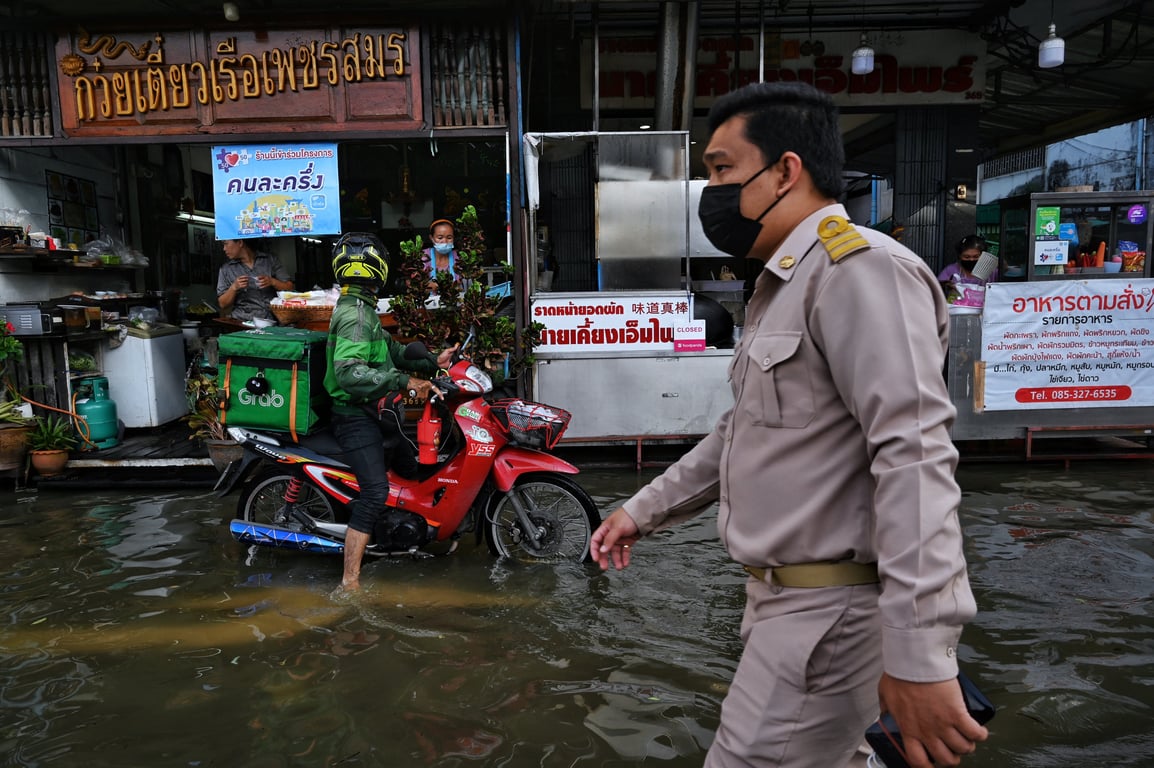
[27, 415, 78, 451]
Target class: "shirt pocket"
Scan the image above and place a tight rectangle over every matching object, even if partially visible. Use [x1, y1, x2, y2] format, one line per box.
[744, 331, 815, 428]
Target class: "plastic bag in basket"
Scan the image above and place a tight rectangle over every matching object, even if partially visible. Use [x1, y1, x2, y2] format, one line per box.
[493, 399, 571, 450]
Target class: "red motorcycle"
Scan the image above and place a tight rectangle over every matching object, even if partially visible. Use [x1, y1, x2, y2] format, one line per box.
[216, 337, 600, 563]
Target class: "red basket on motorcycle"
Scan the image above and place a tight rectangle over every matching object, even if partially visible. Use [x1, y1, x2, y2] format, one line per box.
[490, 399, 572, 450]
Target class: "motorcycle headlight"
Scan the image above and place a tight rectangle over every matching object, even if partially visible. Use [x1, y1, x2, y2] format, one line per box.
[462, 364, 493, 393]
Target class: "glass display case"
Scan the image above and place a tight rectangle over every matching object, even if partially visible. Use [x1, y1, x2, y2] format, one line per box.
[1027, 191, 1154, 280]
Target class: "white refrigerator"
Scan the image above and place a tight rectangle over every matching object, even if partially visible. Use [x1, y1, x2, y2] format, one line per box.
[103, 324, 188, 428]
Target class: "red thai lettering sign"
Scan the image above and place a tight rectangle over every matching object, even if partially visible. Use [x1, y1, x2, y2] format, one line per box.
[582, 29, 986, 109]
[532, 293, 693, 354]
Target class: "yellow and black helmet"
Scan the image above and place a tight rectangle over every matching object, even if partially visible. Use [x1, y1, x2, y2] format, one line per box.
[332, 232, 388, 285]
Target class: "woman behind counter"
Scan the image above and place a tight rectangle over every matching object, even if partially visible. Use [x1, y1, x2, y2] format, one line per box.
[217, 238, 294, 322]
[421, 219, 460, 295]
[938, 234, 996, 303]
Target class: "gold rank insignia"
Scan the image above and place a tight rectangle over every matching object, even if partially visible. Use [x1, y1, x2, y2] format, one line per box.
[818, 215, 870, 262]
[779, 255, 796, 269]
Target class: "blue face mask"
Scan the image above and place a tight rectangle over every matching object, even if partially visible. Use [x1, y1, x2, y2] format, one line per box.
[433, 242, 453, 255]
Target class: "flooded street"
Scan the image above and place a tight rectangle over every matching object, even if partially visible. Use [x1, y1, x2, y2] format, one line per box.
[2, 460, 1153, 767]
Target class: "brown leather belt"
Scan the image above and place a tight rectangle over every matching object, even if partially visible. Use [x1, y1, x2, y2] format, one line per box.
[742, 561, 879, 588]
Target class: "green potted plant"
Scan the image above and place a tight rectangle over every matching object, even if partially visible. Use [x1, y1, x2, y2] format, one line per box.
[390, 205, 542, 395]
[185, 362, 240, 472]
[26, 414, 77, 476]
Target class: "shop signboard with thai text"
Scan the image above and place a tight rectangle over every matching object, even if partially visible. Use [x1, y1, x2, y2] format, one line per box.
[532, 293, 693, 354]
[582, 29, 986, 110]
[54, 26, 420, 138]
[212, 143, 340, 239]
[981, 280, 1154, 411]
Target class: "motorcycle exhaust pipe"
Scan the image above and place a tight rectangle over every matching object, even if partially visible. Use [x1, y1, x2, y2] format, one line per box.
[230, 519, 345, 554]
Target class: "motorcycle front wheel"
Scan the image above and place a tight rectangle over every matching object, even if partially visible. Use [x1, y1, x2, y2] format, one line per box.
[485, 474, 600, 563]
[238, 470, 336, 525]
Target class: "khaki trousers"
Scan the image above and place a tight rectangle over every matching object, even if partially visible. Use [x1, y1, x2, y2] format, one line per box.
[704, 580, 883, 768]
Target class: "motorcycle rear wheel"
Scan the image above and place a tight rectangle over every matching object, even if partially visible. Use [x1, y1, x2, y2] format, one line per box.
[239, 470, 336, 526]
[485, 474, 600, 563]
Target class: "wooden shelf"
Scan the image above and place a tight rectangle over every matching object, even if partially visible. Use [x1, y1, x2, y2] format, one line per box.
[0, 247, 145, 271]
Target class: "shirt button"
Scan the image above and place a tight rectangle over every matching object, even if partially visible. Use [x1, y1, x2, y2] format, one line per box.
[946, 646, 956, 657]
[763, 357, 771, 366]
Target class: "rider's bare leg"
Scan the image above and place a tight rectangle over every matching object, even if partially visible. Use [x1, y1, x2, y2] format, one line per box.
[341, 529, 371, 591]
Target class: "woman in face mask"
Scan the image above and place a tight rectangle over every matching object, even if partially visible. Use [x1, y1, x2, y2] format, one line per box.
[938, 234, 995, 303]
[422, 219, 459, 295]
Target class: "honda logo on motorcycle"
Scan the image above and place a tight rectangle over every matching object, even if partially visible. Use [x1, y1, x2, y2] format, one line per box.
[238, 387, 286, 408]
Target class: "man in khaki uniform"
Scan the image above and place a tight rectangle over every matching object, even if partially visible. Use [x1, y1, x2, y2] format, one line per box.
[591, 81, 988, 768]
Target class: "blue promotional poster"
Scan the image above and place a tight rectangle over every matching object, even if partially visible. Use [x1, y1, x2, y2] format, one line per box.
[211, 143, 340, 239]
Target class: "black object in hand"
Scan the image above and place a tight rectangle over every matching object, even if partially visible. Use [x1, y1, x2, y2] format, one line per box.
[865, 671, 995, 768]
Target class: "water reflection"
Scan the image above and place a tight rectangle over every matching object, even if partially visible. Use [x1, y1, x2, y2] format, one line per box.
[0, 463, 1152, 766]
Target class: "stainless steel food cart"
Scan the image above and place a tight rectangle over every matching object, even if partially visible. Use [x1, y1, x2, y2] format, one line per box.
[523, 131, 739, 444]
[949, 190, 1154, 446]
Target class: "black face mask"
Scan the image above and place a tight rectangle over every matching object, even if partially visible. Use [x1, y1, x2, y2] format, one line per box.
[698, 163, 787, 257]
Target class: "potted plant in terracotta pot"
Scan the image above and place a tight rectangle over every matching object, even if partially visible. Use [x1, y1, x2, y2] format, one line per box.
[0, 317, 33, 472]
[185, 362, 240, 473]
[0, 396, 34, 473]
[26, 414, 77, 476]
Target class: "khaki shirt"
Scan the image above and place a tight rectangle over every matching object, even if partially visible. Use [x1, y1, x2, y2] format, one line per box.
[622, 203, 975, 683]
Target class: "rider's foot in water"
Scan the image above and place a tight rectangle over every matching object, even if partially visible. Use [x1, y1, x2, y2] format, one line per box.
[330, 580, 360, 599]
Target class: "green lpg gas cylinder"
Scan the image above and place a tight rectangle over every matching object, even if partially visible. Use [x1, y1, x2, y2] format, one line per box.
[76, 376, 119, 449]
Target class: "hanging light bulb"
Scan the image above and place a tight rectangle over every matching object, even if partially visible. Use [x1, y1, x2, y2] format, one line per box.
[851, 33, 875, 76]
[1038, 23, 1065, 68]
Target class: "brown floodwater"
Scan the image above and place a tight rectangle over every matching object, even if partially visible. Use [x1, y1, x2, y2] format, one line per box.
[1, 460, 1152, 767]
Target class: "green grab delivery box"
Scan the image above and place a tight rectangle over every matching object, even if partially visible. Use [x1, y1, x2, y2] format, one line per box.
[217, 327, 330, 440]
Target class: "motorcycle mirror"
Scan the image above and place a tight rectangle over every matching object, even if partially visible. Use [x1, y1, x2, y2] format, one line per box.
[459, 327, 476, 354]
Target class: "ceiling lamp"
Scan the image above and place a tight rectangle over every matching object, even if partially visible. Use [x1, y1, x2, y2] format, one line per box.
[222, 1, 240, 21]
[1038, 23, 1065, 68]
[851, 33, 874, 75]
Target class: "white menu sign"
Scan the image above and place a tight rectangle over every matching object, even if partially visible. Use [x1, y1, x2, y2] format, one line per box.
[981, 280, 1154, 410]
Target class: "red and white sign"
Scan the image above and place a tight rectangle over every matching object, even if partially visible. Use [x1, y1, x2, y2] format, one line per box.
[532, 293, 692, 354]
[582, 29, 986, 109]
[674, 321, 707, 352]
[981, 280, 1154, 411]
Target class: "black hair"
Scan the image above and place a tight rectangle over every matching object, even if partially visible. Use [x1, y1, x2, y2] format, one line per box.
[706, 81, 845, 199]
[956, 235, 987, 256]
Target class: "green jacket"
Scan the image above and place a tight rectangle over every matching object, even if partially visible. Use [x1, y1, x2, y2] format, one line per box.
[324, 285, 436, 415]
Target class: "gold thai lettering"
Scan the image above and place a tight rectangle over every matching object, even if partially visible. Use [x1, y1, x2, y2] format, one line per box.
[258, 52, 275, 96]
[131, 70, 148, 113]
[189, 61, 210, 105]
[63, 29, 410, 122]
[341, 33, 362, 82]
[209, 59, 225, 102]
[296, 43, 316, 89]
[169, 64, 191, 108]
[388, 33, 405, 75]
[217, 57, 239, 100]
[74, 77, 95, 121]
[238, 53, 260, 98]
[110, 72, 133, 115]
[319, 41, 339, 86]
[146, 67, 168, 111]
[363, 34, 383, 79]
[270, 48, 297, 92]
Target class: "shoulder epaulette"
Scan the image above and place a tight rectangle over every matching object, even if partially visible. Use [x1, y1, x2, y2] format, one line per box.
[818, 215, 870, 262]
